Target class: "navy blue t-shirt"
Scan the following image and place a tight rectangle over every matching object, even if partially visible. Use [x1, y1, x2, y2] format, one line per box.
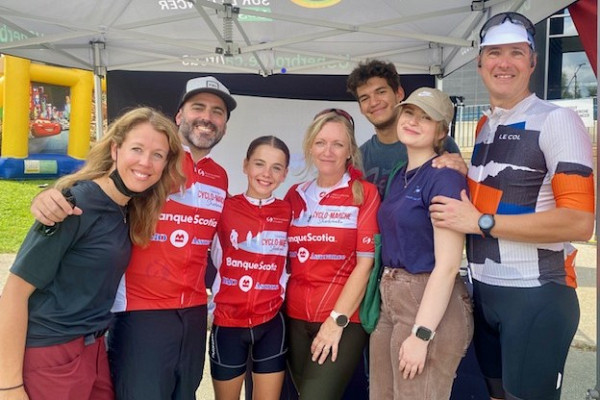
[377, 157, 467, 274]
[11, 180, 132, 347]
[360, 135, 461, 198]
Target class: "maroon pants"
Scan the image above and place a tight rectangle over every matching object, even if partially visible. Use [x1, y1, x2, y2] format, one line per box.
[23, 335, 114, 400]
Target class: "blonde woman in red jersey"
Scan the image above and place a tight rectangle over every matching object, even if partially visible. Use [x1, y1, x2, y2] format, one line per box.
[284, 109, 380, 399]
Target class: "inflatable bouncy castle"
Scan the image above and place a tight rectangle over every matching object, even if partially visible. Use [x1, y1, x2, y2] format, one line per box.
[0, 55, 93, 179]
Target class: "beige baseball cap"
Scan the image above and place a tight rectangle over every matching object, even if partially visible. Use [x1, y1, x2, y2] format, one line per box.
[397, 87, 454, 125]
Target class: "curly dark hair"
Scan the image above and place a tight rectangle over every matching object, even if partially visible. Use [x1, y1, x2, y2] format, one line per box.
[346, 59, 402, 99]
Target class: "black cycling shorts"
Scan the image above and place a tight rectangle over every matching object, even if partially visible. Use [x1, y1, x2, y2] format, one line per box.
[209, 312, 287, 381]
[472, 280, 579, 400]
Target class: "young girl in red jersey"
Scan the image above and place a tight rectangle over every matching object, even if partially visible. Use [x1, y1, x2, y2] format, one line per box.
[208, 135, 291, 400]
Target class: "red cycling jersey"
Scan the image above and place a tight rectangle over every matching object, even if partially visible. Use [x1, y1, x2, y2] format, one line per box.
[284, 175, 380, 324]
[113, 149, 228, 312]
[210, 194, 291, 328]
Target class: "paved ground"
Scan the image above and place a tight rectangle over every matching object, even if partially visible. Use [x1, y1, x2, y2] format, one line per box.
[0, 241, 598, 399]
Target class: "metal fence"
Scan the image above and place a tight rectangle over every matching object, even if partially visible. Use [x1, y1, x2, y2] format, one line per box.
[452, 100, 598, 149]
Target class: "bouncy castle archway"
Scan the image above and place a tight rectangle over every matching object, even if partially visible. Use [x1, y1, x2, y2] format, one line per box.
[0, 55, 93, 179]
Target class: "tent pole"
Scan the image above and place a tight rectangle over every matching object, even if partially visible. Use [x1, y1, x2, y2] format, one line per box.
[93, 75, 103, 141]
[595, 0, 600, 399]
[91, 41, 106, 141]
[590, 2, 600, 399]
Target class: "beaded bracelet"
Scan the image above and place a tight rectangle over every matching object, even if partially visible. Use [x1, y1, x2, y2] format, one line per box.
[0, 383, 24, 391]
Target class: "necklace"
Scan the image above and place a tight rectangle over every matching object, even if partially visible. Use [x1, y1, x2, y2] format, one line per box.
[403, 155, 437, 188]
[96, 177, 129, 223]
[118, 204, 128, 224]
[404, 162, 431, 188]
[403, 164, 425, 188]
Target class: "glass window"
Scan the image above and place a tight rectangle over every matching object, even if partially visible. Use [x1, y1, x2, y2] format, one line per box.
[546, 9, 595, 100]
[560, 52, 596, 98]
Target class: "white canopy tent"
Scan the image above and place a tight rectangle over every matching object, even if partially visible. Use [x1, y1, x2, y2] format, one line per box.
[0, 0, 577, 140]
[0, 0, 576, 76]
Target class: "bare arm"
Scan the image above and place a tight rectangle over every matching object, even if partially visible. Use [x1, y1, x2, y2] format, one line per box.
[490, 208, 593, 242]
[398, 226, 464, 379]
[430, 190, 594, 243]
[30, 188, 82, 226]
[311, 255, 373, 364]
[0, 274, 36, 400]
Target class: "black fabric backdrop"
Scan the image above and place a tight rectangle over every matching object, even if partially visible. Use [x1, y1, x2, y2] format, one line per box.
[106, 71, 434, 121]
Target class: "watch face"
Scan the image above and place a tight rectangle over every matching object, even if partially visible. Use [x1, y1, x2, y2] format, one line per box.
[335, 315, 349, 327]
[479, 214, 494, 230]
[415, 326, 433, 341]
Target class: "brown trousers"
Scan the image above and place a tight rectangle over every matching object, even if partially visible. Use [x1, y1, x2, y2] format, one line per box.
[370, 267, 473, 400]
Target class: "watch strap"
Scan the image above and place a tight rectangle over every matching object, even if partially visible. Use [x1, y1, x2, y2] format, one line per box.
[330, 310, 349, 328]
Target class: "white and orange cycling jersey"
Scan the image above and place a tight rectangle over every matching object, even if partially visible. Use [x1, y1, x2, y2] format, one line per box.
[210, 194, 291, 328]
[113, 147, 228, 312]
[468, 94, 595, 288]
[284, 174, 380, 324]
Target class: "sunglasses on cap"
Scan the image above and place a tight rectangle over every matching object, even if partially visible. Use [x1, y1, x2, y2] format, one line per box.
[313, 108, 355, 127]
[479, 12, 536, 42]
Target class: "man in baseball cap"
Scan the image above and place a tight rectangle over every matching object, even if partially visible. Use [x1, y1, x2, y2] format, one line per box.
[106, 75, 234, 399]
[430, 12, 595, 400]
[173, 75, 235, 161]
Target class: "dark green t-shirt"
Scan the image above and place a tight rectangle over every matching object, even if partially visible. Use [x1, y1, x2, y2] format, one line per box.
[11, 180, 132, 347]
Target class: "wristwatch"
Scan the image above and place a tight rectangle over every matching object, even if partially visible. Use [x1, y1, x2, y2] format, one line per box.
[478, 214, 495, 238]
[330, 310, 349, 328]
[412, 324, 435, 341]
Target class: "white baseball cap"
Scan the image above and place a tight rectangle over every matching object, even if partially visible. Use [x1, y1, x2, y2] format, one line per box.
[479, 13, 535, 50]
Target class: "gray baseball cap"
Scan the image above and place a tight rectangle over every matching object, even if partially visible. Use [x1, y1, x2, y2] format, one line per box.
[178, 76, 237, 118]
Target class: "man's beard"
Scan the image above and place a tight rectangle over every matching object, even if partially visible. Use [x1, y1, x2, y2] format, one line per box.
[373, 113, 397, 131]
[179, 117, 225, 151]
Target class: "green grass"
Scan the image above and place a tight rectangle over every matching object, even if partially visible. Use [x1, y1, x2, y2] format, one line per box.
[0, 179, 55, 253]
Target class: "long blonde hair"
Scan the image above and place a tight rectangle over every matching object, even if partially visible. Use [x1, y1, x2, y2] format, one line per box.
[55, 107, 185, 246]
[302, 111, 365, 205]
